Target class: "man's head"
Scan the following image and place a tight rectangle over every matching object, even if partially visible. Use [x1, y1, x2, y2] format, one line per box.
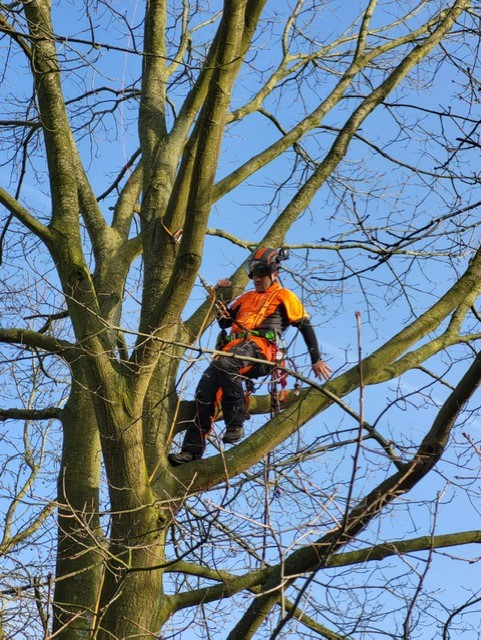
[246, 247, 287, 292]
[252, 270, 278, 292]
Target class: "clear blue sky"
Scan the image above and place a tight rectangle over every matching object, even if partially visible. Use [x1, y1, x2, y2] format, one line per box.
[2, 2, 481, 638]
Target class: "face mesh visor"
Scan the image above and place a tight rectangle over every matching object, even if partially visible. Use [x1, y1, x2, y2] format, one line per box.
[247, 261, 273, 278]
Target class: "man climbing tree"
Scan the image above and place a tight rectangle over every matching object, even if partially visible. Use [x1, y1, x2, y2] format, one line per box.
[3, 1, 481, 639]
[168, 247, 332, 465]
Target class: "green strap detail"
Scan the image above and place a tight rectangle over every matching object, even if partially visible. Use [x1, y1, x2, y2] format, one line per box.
[226, 330, 277, 342]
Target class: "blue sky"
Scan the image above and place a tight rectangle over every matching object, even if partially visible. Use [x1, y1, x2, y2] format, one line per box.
[2, 1, 481, 638]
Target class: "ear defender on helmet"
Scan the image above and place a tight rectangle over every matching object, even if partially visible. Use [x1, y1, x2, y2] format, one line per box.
[246, 247, 289, 278]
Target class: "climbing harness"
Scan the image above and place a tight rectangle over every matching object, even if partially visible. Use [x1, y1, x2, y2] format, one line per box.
[223, 328, 277, 343]
[269, 346, 288, 419]
[267, 340, 302, 419]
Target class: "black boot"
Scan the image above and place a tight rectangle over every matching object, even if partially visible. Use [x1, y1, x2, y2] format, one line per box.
[168, 451, 198, 467]
[222, 425, 245, 444]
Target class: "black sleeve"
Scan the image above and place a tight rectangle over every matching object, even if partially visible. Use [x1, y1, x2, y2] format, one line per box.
[293, 318, 321, 364]
[217, 305, 237, 329]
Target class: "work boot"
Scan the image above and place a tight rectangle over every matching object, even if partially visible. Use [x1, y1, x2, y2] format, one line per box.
[222, 425, 244, 444]
[168, 451, 198, 467]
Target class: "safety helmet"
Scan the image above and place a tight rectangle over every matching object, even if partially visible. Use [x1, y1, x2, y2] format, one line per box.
[246, 247, 288, 278]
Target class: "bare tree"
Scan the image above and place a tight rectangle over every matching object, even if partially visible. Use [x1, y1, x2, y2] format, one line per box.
[1, 1, 481, 638]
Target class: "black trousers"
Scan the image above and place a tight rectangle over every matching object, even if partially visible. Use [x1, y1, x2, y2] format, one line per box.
[181, 340, 268, 456]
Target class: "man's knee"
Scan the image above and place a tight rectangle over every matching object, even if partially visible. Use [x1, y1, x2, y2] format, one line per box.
[196, 365, 219, 399]
[211, 355, 238, 376]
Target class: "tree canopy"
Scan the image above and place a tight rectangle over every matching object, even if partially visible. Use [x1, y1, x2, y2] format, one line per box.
[1, 1, 481, 638]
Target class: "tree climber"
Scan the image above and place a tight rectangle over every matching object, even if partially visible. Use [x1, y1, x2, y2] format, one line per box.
[168, 247, 333, 466]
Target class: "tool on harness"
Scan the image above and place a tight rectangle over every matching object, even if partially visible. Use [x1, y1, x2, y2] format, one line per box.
[264, 342, 292, 509]
[243, 340, 292, 421]
[263, 340, 301, 505]
[269, 341, 288, 418]
[267, 339, 304, 417]
[235, 339, 293, 420]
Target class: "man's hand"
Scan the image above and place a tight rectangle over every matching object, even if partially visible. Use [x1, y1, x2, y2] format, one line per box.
[312, 359, 332, 381]
[214, 278, 232, 290]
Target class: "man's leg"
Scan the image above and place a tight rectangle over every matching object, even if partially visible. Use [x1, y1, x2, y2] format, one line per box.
[168, 342, 263, 465]
[218, 342, 259, 444]
[168, 363, 220, 466]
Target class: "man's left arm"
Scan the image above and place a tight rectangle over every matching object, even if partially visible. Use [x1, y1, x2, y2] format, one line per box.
[294, 318, 332, 381]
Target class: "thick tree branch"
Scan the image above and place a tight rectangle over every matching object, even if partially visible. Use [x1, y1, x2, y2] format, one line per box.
[169, 243, 481, 494]
[226, 334, 481, 639]
[0, 407, 62, 422]
[0, 328, 75, 361]
[169, 562, 345, 639]
[0, 186, 52, 242]
[0, 504, 53, 557]
[214, 4, 458, 203]
[169, 524, 481, 638]
[133, 1, 266, 385]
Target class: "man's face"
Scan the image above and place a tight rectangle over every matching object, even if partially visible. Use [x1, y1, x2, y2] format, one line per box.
[252, 270, 277, 292]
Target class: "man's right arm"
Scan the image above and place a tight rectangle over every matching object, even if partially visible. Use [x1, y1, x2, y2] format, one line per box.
[214, 278, 236, 328]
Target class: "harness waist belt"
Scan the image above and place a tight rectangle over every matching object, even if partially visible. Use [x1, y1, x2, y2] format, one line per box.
[225, 329, 277, 342]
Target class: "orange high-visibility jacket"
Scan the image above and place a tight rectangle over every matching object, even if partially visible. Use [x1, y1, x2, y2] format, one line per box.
[221, 281, 312, 360]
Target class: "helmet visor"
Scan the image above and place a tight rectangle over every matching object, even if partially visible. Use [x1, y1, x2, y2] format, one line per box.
[247, 261, 274, 278]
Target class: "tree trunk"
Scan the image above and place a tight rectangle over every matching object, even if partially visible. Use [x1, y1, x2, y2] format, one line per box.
[53, 367, 102, 636]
